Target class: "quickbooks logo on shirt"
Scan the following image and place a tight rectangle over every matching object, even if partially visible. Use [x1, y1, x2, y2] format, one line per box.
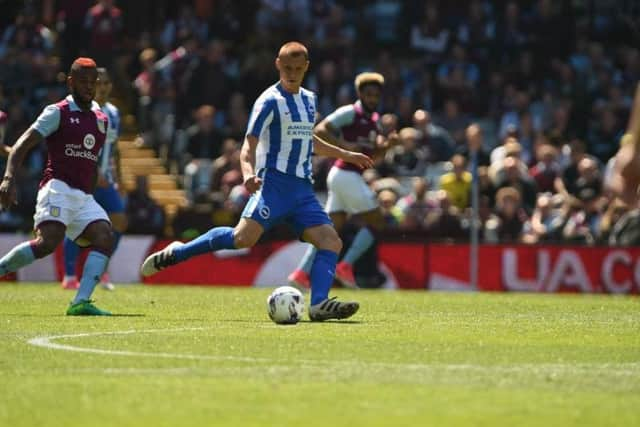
[64, 143, 98, 162]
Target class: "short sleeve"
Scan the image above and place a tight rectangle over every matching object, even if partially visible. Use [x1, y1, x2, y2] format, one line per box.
[246, 97, 274, 138]
[324, 105, 356, 130]
[31, 105, 61, 138]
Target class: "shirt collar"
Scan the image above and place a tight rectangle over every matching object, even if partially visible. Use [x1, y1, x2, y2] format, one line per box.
[65, 95, 100, 112]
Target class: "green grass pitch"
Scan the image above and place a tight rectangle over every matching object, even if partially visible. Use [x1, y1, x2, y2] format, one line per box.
[1, 284, 638, 427]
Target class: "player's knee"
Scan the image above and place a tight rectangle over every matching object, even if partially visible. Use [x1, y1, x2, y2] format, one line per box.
[233, 230, 258, 249]
[317, 232, 342, 254]
[92, 228, 115, 255]
[33, 236, 62, 258]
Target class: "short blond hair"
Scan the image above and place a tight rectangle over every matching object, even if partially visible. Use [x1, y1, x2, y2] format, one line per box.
[354, 72, 384, 92]
[278, 41, 308, 60]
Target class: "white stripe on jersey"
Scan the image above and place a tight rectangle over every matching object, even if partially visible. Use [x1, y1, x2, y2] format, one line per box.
[248, 82, 316, 180]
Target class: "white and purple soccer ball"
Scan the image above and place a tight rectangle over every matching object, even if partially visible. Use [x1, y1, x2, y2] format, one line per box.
[266, 286, 305, 324]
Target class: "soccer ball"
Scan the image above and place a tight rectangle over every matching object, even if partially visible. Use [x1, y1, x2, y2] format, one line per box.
[266, 286, 305, 324]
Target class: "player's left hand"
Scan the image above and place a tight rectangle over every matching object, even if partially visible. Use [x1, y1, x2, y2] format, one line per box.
[0, 177, 17, 210]
[243, 174, 263, 194]
[344, 152, 374, 170]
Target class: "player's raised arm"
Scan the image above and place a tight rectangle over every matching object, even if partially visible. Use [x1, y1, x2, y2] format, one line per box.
[313, 133, 373, 169]
[608, 83, 640, 205]
[0, 128, 44, 209]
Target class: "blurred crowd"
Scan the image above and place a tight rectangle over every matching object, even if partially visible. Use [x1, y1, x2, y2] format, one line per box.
[0, 0, 639, 245]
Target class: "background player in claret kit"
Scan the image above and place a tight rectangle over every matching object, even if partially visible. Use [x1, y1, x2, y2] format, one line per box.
[288, 72, 397, 289]
[0, 58, 115, 316]
[141, 41, 372, 321]
[61, 67, 127, 291]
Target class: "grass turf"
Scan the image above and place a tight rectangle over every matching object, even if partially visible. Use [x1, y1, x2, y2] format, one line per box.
[0, 284, 638, 427]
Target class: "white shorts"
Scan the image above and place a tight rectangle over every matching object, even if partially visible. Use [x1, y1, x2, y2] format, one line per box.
[33, 179, 110, 241]
[325, 167, 378, 214]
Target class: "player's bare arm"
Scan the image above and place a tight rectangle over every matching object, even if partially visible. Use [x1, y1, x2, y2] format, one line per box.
[241, 134, 262, 193]
[0, 128, 43, 209]
[315, 120, 358, 151]
[313, 134, 373, 169]
[609, 83, 640, 205]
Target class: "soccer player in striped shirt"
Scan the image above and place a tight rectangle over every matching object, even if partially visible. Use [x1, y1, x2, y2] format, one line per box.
[141, 42, 372, 321]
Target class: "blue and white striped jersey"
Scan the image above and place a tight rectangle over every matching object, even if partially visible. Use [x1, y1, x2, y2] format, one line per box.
[246, 82, 317, 180]
[98, 101, 120, 184]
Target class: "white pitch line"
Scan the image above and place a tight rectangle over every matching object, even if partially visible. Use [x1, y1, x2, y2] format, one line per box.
[27, 328, 271, 363]
[26, 328, 640, 375]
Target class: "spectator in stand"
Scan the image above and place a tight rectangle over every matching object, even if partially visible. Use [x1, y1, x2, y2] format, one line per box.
[436, 44, 480, 111]
[435, 98, 471, 148]
[485, 186, 528, 243]
[84, 0, 122, 70]
[529, 144, 560, 194]
[494, 156, 538, 214]
[522, 193, 563, 243]
[555, 138, 587, 198]
[397, 177, 434, 230]
[562, 187, 603, 244]
[587, 107, 624, 164]
[187, 40, 233, 113]
[456, 0, 496, 63]
[413, 109, 455, 164]
[410, 3, 450, 65]
[387, 127, 427, 176]
[55, 0, 92, 68]
[497, 1, 529, 63]
[182, 104, 226, 202]
[574, 156, 603, 196]
[439, 154, 472, 211]
[424, 190, 464, 240]
[211, 138, 240, 193]
[125, 175, 165, 236]
[377, 189, 401, 229]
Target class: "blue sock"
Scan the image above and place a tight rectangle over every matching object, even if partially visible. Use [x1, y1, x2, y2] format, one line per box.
[0, 241, 36, 276]
[343, 227, 375, 265]
[297, 245, 317, 274]
[73, 251, 109, 303]
[63, 238, 80, 277]
[310, 249, 338, 305]
[173, 227, 235, 262]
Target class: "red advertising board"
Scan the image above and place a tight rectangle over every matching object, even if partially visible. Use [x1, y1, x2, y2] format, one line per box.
[428, 244, 640, 294]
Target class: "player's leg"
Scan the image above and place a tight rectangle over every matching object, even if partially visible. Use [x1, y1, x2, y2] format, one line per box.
[293, 185, 359, 321]
[288, 167, 347, 288]
[61, 238, 80, 289]
[336, 208, 382, 287]
[141, 202, 267, 277]
[302, 224, 359, 321]
[331, 170, 379, 288]
[0, 222, 65, 277]
[94, 185, 127, 290]
[66, 220, 114, 315]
